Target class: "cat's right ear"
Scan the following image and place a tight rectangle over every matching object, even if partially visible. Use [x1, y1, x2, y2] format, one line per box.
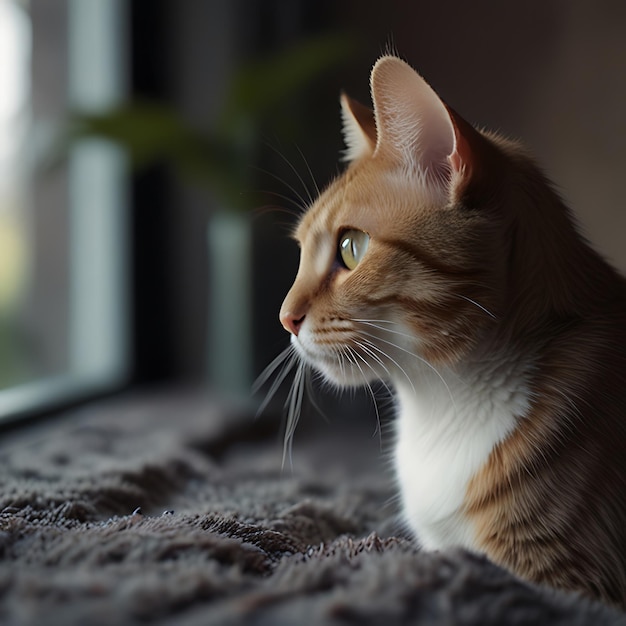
[340, 92, 377, 162]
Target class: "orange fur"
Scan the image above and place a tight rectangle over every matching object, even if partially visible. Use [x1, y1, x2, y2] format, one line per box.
[278, 55, 626, 607]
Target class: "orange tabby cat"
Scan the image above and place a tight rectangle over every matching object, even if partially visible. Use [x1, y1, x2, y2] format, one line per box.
[276, 55, 626, 607]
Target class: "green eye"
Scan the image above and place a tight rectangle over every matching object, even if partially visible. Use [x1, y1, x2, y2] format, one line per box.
[339, 229, 370, 270]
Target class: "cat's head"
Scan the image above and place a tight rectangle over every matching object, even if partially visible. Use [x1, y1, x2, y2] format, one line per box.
[280, 56, 509, 388]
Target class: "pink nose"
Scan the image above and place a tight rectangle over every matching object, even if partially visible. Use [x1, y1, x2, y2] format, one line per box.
[280, 312, 305, 336]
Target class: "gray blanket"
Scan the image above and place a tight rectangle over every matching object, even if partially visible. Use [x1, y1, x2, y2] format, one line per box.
[0, 391, 623, 625]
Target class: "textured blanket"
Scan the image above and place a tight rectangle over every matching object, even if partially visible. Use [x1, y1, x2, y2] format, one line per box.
[0, 391, 623, 625]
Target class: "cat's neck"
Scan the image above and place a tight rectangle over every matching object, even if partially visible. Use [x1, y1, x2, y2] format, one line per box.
[392, 347, 532, 549]
[393, 344, 532, 430]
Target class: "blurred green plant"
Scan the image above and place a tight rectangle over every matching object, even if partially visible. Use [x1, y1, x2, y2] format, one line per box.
[49, 34, 355, 210]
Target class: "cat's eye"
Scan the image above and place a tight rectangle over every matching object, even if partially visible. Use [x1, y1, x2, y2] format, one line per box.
[339, 229, 370, 270]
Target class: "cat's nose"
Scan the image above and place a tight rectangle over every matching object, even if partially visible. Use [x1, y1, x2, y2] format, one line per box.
[280, 311, 306, 337]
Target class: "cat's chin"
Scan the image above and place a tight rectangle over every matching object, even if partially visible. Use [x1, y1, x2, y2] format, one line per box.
[316, 362, 375, 388]
[291, 336, 379, 388]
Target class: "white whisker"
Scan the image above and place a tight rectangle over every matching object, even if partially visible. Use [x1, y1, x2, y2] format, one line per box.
[254, 347, 300, 418]
[263, 141, 314, 206]
[455, 294, 497, 319]
[355, 328, 418, 393]
[253, 163, 310, 214]
[345, 345, 383, 447]
[353, 319, 420, 343]
[255, 189, 306, 215]
[356, 327, 457, 415]
[283, 360, 306, 470]
[253, 345, 295, 393]
[304, 367, 330, 424]
[353, 339, 397, 397]
[296, 143, 320, 197]
[352, 318, 405, 325]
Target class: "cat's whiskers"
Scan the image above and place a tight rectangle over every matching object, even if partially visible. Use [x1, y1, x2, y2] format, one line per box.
[352, 324, 417, 378]
[333, 343, 347, 381]
[253, 344, 296, 393]
[251, 190, 306, 216]
[353, 318, 423, 343]
[262, 140, 315, 207]
[344, 345, 383, 445]
[252, 165, 310, 215]
[355, 325, 457, 415]
[254, 345, 313, 470]
[453, 294, 497, 320]
[253, 345, 300, 418]
[357, 332, 418, 396]
[283, 359, 306, 470]
[353, 339, 394, 396]
[304, 367, 332, 425]
[295, 143, 321, 198]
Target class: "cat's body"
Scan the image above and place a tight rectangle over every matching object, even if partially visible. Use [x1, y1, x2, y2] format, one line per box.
[277, 55, 626, 607]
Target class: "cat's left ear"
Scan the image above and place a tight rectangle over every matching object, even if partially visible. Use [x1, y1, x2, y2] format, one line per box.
[340, 92, 377, 162]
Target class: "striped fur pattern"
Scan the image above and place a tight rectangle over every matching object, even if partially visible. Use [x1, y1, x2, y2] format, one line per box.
[276, 55, 626, 607]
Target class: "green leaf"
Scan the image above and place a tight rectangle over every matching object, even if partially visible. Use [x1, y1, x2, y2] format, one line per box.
[67, 102, 193, 166]
[221, 33, 355, 131]
[45, 33, 356, 211]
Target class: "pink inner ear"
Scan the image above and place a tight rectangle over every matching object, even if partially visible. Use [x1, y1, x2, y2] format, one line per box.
[448, 131, 466, 175]
[445, 104, 472, 175]
[449, 150, 463, 172]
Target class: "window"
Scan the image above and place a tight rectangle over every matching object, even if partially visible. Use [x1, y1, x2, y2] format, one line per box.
[0, 0, 129, 421]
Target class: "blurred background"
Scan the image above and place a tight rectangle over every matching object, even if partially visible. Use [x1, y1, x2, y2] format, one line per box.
[0, 0, 625, 425]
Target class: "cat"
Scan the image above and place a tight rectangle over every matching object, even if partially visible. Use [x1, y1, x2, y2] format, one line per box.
[272, 54, 626, 608]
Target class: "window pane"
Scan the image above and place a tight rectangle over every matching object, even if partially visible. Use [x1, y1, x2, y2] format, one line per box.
[0, 0, 128, 420]
[0, 0, 33, 388]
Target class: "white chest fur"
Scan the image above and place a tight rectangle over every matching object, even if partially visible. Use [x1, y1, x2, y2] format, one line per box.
[393, 357, 530, 551]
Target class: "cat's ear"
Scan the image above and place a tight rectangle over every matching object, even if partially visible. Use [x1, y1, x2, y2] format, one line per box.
[370, 56, 458, 186]
[340, 92, 377, 162]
